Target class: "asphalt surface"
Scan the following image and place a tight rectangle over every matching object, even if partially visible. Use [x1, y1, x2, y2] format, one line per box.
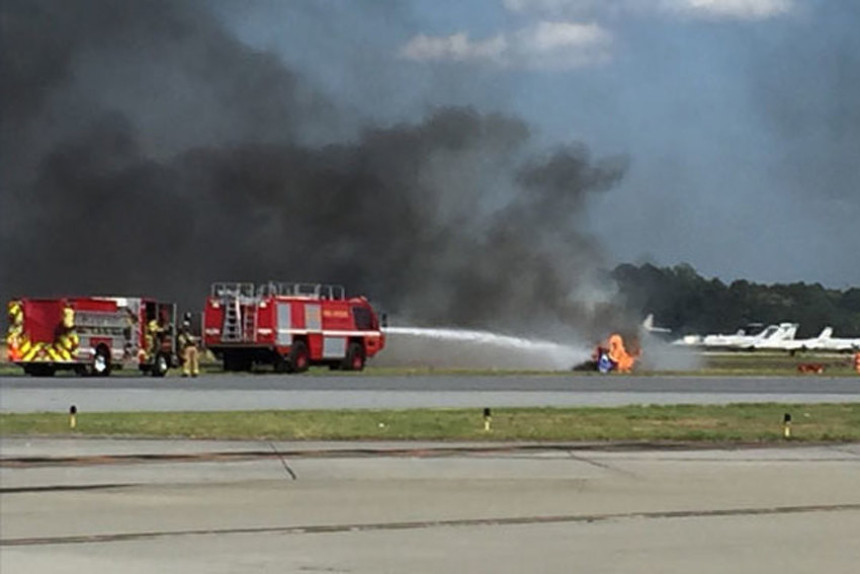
[2, 438, 859, 573]
[1, 373, 858, 412]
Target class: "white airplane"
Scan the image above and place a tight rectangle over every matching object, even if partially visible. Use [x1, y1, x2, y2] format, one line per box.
[775, 327, 860, 354]
[642, 314, 672, 336]
[672, 322, 757, 349]
[749, 323, 803, 351]
[815, 331, 860, 352]
[674, 322, 798, 351]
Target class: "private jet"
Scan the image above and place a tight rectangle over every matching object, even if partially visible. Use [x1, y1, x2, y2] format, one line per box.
[674, 322, 798, 351]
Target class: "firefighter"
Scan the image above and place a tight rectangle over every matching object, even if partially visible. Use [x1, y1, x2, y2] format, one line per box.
[145, 317, 164, 360]
[178, 313, 200, 377]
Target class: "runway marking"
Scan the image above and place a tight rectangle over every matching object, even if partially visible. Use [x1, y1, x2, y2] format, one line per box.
[3, 503, 860, 547]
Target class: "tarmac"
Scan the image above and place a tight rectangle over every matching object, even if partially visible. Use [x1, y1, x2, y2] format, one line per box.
[2, 438, 860, 573]
[3, 373, 859, 412]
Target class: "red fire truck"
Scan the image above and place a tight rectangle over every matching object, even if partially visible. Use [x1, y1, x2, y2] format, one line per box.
[203, 282, 386, 372]
[6, 297, 178, 377]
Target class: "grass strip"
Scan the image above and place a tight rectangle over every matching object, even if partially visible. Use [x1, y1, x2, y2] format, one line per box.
[2, 403, 859, 442]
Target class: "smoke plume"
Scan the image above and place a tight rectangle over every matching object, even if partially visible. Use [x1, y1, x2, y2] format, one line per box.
[1, 0, 628, 339]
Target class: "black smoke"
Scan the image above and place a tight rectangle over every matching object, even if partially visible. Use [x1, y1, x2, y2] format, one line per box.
[1, 0, 628, 337]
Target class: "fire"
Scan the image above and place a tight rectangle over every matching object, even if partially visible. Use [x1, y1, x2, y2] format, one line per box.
[593, 333, 640, 373]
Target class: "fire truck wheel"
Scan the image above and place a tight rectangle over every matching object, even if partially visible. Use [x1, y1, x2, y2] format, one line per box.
[151, 352, 170, 377]
[343, 342, 365, 372]
[92, 346, 112, 377]
[273, 354, 291, 373]
[290, 341, 310, 373]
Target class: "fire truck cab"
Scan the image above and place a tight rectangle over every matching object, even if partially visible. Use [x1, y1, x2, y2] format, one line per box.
[203, 282, 385, 372]
[6, 297, 178, 377]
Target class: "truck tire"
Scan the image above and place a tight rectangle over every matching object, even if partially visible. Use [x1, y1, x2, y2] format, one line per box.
[151, 352, 170, 377]
[343, 342, 365, 372]
[290, 341, 309, 373]
[273, 352, 291, 373]
[92, 346, 112, 377]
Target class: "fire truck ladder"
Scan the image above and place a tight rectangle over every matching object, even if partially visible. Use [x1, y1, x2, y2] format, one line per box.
[242, 303, 258, 342]
[213, 283, 258, 343]
[222, 297, 244, 343]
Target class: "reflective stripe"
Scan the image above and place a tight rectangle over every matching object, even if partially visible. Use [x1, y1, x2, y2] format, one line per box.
[280, 329, 382, 337]
[21, 342, 44, 362]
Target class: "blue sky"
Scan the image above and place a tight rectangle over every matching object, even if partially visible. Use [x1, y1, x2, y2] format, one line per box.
[215, 0, 859, 288]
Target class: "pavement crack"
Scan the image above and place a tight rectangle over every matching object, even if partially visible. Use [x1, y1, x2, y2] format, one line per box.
[565, 450, 639, 478]
[268, 441, 297, 480]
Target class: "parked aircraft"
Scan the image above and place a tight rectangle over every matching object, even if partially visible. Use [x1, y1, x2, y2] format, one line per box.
[673, 322, 798, 351]
[748, 323, 803, 351]
[772, 327, 860, 354]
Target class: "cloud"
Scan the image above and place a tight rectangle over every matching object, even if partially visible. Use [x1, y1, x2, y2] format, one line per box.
[399, 32, 507, 63]
[504, 0, 794, 20]
[399, 21, 612, 70]
[503, 0, 605, 18]
[659, 0, 794, 20]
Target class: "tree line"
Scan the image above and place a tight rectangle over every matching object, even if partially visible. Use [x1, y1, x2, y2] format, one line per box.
[612, 263, 860, 338]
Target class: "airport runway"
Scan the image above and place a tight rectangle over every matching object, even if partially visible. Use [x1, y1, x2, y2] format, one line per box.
[2, 438, 859, 573]
[1, 374, 858, 412]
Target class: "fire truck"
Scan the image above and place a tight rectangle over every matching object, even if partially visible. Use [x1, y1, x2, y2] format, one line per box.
[6, 297, 178, 377]
[203, 282, 386, 372]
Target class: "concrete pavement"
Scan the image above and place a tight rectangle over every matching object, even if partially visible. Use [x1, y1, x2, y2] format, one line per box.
[2, 439, 859, 573]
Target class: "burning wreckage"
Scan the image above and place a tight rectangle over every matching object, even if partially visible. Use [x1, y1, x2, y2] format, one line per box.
[574, 333, 640, 374]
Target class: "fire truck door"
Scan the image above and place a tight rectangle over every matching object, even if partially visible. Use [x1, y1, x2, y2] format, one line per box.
[276, 303, 292, 345]
[305, 304, 321, 331]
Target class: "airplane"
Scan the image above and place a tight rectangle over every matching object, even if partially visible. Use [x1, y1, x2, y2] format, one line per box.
[748, 323, 803, 351]
[673, 322, 798, 351]
[642, 314, 672, 337]
[772, 327, 860, 354]
[814, 332, 860, 353]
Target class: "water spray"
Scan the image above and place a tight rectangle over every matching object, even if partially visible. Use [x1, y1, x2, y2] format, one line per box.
[380, 326, 589, 371]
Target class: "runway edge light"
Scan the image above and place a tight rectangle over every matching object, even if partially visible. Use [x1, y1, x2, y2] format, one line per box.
[783, 412, 792, 439]
[69, 405, 77, 430]
[483, 408, 492, 432]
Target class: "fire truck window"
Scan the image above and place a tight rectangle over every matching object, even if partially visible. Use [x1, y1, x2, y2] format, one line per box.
[352, 306, 373, 330]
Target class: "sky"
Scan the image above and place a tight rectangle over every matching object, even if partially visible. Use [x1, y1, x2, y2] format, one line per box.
[217, 0, 860, 288]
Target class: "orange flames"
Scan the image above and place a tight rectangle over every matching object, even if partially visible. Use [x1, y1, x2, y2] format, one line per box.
[593, 333, 640, 373]
[607, 334, 637, 372]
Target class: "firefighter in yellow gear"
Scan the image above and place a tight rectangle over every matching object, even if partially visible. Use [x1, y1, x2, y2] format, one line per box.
[145, 318, 164, 360]
[178, 314, 199, 377]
